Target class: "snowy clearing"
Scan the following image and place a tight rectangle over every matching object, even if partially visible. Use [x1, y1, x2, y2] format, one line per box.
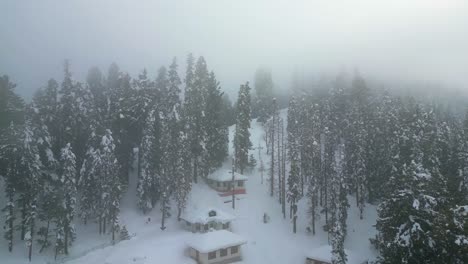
[1, 113, 378, 264]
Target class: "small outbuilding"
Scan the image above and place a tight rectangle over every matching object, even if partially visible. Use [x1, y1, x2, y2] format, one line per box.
[187, 230, 247, 264]
[305, 245, 366, 264]
[180, 208, 235, 233]
[206, 169, 248, 196]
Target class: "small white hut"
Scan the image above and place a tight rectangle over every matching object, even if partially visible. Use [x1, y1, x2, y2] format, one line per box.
[305, 245, 365, 264]
[187, 230, 247, 264]
[180, 208, 235, 233]
[206, 169, 248, 196]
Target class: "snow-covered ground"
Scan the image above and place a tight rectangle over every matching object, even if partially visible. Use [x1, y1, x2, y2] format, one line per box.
[0, 110, 378, 263]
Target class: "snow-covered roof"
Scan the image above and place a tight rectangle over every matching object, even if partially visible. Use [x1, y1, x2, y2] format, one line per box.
[181, 208, 235, 224]
[305, 245, 365, 264]
[187, 230, 247, 253]
[207, 169, 248, 182]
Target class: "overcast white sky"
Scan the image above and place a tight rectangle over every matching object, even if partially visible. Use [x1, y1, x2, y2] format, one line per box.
[1, 0, 467, 99]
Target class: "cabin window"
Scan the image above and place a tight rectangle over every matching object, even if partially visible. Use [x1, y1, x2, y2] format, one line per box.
[208, 251, 216, 260]
[220, 248, 228, 257]
[238, 181, 243, 187]
[195, 223, 200, 231]
[230, 246, 238, 254]
[204, 224, 208, 231]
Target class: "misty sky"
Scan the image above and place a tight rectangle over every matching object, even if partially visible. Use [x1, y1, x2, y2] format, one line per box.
[1, 0, 467, 99]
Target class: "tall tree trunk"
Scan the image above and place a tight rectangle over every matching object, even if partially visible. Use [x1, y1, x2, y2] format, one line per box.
[112, 216, 115, 242]
[39, 220, 50, 253]
[7, 194, 14, 252]
[177, 206, 182, 221]
[103, 217, 106, 234]
[232, 163, 236, 209]
[193, 158, 198, 183]
[292, 203, 297, 234]
[21, 200, 27, 240]
[137, 144, 142, 180]
[320, 183, 323, 207]
[312, 198, 316, 235]
[324, 167, 328, 227]
[290, 201, 293, 219]
[356, 184, 359, 207]
[28, 217, 35, 261]
[281, 122, 286, 218]
[64, 222, 69, 255]
[161, 196, 167, 230]
[278, 119, 281, 204]
[270, 123, 275, 197]
[301, 168, 304, 196]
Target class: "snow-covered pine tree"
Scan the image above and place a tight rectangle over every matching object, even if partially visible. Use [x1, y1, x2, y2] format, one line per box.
[78, 127, 101, 225]
[58, 61, 94, 183]
[28, 96, 60, 253]
[248, 154, 257, 170]
[175, 129, 193, 221]
[58, 60, 76, 162]
[99, 129, 121, 242]
[159, 110, 172, 231]
[56, 143, 77, 256]
[37, 184, 57, 253]
[461, 109, 468, 199]
[166, 57, 193, 221]
[107, 64, 134, 186]
[375, 102, 442, 263]
[32, 79, 60, 156]
[287, 96, 301, 233]
[0, 74, 25, 132]
[0, 77, 24, 253]
[119, 225, 130, 241]
[304, 98, 321, 235]
[204, 71, 228, 173]
[268, 98, 278, 197]
[154, 65, 174, 230]
[189, 56, 209, 180]
[330, 144, 348, 264]
[253, 68, 274, 123]
[168, 57, 182, 110]
[131, 69, 155, 182]
[86, 66, 108, 128]
[0, 122, 21, 252]
[367, 90, 398, 202]
[375, 160, 438, 263]
[233, 82, 252, 174]
[137, 109, 161, 213]
[346, 75, 370, 220]
[183, 54, 207, 183]
[17, 120, 43, 261]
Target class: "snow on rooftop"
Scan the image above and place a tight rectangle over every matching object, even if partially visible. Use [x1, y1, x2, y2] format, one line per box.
[181, 208, 235, 224]
[207, 169, 248, 182]
[187, 230, 247, 253]
[305, 245, 365, 264]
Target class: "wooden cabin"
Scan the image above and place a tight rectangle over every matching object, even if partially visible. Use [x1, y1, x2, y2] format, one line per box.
[180, 208, 235, 233]
[187, 230, 247, 264]
[206, 169, 248, 196]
